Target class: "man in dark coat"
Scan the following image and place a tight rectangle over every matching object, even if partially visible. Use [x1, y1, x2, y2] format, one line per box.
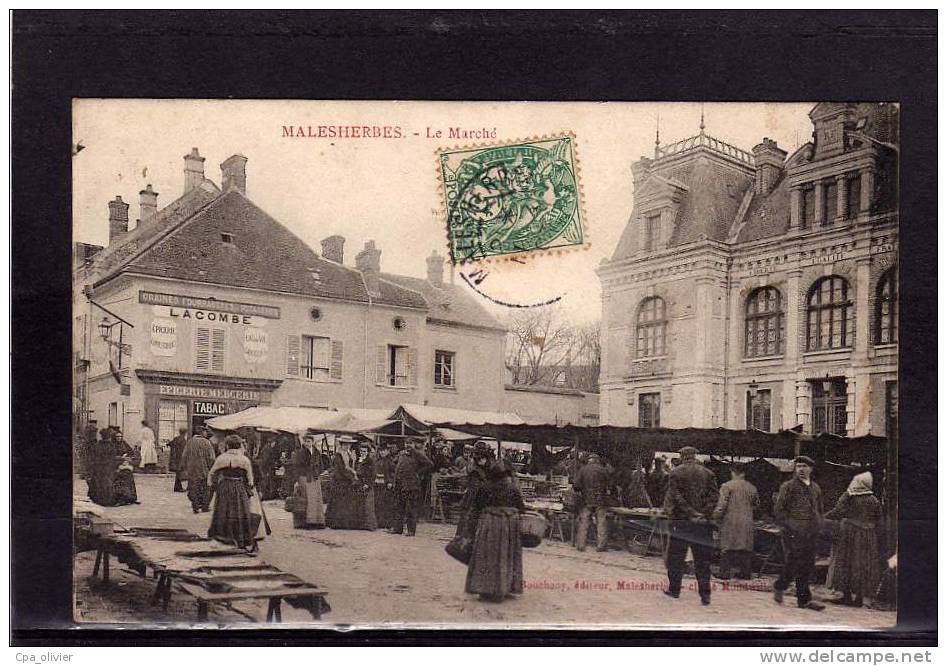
[390, 442, 433, 536]
[374, 444, 398, 529]
[648, 457, 670, 505]
[664, 446, 719, 605]
[179, 428, 217, 513]
[573, 453, 612, 552]
[168, 426, 189, 493]
[773, 456, 825, 611]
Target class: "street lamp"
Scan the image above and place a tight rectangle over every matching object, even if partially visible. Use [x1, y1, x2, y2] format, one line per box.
[748, 381, 759, 398]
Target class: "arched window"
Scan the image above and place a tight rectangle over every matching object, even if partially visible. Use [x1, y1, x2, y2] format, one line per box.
[636, 296, 667, 358]
[806, 276, 854, 351]
[744, 287, 783, 357]
[876, 268, 898, 345]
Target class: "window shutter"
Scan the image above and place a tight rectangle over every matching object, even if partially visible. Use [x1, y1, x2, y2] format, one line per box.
[407, 347, 418, 387]
[375, 345, 388, 384]
[211, 328, 225, 372]
[195, 327, 210, 371]
[330, 340, 344, 380]
[286, 335, 300, 376]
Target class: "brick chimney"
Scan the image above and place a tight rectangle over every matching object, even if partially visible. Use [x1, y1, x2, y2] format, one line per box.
[630, 156, 653, 186]
[221, 154, 248, 194]
[426, 250, 444, 286]
[108, 195, 130, 244]
[184, 148, 205, 194]
[321, 235, 345, 263]
[138, 184, 158, 224]
[356, 240, 382, 296]
[751, 138, 787, 195]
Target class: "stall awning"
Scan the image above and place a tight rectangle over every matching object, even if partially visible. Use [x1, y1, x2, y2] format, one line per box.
[206, 406, 390, 435]
[388, 404, 529, 430]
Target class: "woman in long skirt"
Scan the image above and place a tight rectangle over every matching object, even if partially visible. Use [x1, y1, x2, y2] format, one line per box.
[326, 438, 361, 529]
[356, 444, 378, 530]
[464, 460, 527, 602]
[207, 435, 259, 553]
[825, 471, 883, 607]
[112, 457, 140, 505]
[454, 441, 492, 539]
[291, 435, 325, 529]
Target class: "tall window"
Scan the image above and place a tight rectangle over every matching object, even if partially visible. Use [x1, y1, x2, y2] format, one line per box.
[846, 173, 861, 218]
[636, 296, 667, 358]
[801, 185, 815, 227]
[301, 335, 331, 380]
[388, 345, 409, 387]
[638, 393, 661, 428]
[644, 214, 661, 251]
[885, 381, 898, 439]
[823, 181, 838, 224]
[806, 277, 853, 351]
[745, 287, 783, 357]
[811, 379, 848, 435]
[876, 268, 898, 344]
[434, 350, 455, 387]
[746, 389, 772, 431]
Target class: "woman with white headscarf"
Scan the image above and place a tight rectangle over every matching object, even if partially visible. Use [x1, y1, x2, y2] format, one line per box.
[824, 471, 883, 607]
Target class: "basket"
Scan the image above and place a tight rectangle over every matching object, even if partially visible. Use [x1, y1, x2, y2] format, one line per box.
[520, 511, 548, 548]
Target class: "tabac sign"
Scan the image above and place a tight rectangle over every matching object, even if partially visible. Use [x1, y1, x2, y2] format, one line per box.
[193, 401, 229, 416]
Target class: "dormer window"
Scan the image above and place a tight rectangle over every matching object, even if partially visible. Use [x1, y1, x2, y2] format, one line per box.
[643, 214, 661, 251]
[220, 232, 235, 244]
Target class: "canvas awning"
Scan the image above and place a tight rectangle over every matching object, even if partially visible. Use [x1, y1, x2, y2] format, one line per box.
[206, 406, 392, 436]
[387, 404, 529, 432]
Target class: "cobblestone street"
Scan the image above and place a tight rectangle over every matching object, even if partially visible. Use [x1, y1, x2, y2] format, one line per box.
[75, 475, 893, 629]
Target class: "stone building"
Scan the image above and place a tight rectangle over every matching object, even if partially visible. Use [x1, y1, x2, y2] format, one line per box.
[73, 148, 507, 445]
[598, 103, 899, 437]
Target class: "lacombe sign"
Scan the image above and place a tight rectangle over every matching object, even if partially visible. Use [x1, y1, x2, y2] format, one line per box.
[139, 291, 281, 323]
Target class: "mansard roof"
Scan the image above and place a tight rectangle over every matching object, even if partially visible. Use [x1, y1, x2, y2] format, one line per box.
[610, 155, 753, 260]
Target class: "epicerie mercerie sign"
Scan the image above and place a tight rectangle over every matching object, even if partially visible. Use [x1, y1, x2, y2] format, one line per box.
[159, 385, 261, 401]
[140, 291, 279, 327]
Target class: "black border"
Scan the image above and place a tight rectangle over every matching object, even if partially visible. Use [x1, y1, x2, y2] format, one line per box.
[11, 10, 937, 646]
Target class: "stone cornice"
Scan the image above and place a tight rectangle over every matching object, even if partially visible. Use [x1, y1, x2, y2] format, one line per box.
[788, 147, 878, 186]
[135, 369, 283, 391]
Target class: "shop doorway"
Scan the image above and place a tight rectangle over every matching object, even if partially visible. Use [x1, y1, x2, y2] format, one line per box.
[158, 400, 189, 447]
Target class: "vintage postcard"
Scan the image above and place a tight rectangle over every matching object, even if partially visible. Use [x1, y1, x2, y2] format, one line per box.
[71, 100, 898, 629]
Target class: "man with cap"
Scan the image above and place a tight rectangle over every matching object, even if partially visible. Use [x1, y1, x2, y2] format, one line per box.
[773, 455, 825, 611]
[573, 452, 611, 552]
[663, 446, 719, 605]
[390, 441, 433, 536]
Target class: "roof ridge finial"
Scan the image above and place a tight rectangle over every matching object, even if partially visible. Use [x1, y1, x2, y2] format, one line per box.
[700, 103, 706, 135]
[654, 111, 661, 158]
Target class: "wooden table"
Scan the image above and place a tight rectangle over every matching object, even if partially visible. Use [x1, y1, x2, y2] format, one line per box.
[608, 507, 669, 556]
[79, 527, 329, 622]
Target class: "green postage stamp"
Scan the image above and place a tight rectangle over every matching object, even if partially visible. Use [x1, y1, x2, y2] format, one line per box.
[437, 133, 587, 264]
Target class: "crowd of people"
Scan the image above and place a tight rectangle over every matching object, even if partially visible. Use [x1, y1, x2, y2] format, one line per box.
[562, 446, 890, 611]
[80, 424, 892, 612]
